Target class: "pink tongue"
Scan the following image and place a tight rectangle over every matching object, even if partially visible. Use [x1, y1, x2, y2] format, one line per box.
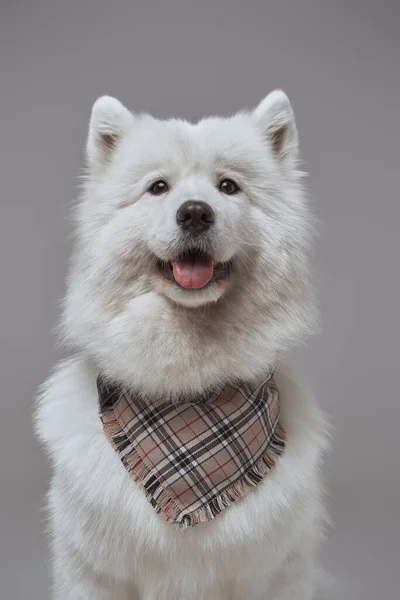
[172, 257, 214, 289]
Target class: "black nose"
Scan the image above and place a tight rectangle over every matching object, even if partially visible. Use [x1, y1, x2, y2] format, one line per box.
[176, 201, 215, 233]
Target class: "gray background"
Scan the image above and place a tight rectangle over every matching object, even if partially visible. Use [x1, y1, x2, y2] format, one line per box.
[1, 1, 399, 598]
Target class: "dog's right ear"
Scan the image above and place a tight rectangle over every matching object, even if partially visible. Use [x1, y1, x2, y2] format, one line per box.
[86, 96, 134, 170]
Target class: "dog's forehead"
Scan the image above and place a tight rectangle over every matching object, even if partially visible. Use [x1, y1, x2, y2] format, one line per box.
[168, 115, 258, 154]
[129, 114, 261, 167]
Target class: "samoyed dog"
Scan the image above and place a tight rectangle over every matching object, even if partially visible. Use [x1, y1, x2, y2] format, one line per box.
[36, 91, 329, 599]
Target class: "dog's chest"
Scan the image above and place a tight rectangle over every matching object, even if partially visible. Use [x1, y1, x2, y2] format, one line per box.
[40, 359, 325, 599]
[51, 404, 293, 597]
[54, 464, 286, 600]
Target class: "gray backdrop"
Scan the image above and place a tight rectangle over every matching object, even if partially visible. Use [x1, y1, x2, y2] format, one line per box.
[1, 1, 399, 598]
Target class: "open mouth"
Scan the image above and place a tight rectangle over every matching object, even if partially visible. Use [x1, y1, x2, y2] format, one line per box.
[157, 251, 232, 290]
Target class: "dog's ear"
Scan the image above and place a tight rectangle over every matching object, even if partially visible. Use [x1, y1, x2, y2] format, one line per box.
[253, 90, 298, 166]
[87, 96, 134, 170]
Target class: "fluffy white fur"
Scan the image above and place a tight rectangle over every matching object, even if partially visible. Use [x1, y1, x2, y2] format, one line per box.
[36, 90, 329, 599]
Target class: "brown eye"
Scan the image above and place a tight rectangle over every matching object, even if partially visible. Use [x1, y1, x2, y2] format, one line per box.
[149, 180, 169, 195]
[219, 179, 239, 195]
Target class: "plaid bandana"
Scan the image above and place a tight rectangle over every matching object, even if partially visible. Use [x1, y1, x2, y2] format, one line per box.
[98, 370, 285, 529]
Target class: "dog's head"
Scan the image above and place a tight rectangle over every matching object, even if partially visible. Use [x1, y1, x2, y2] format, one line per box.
[64, 92, 316, 397]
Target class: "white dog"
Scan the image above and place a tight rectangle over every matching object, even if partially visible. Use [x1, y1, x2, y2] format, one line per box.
[36, 90, 329, 599]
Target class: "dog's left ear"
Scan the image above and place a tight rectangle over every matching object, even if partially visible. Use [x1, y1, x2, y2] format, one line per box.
[253, 90, 298, 165]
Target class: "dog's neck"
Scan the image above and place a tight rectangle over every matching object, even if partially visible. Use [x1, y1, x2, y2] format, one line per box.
[93, 359, 278, 407]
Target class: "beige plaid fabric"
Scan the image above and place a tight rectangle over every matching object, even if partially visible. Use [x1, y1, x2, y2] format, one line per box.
[98, 371, 285, 529]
